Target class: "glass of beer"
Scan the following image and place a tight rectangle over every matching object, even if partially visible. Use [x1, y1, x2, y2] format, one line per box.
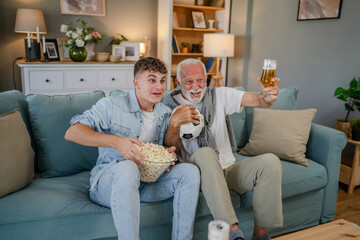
[260, 59, 277, 98]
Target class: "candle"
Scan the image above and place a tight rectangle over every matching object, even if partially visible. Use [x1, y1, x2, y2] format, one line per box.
[42, 35, 46, 53]
[27, 32, 31, 48]
[36, 25, 40, 43]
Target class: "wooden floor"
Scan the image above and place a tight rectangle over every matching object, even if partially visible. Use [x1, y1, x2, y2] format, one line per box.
[334, 183, 360, 225]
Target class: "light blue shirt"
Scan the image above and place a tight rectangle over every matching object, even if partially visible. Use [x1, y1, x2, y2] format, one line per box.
[70, 90, 172, 191]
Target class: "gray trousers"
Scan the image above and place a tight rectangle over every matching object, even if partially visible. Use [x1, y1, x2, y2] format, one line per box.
[188, 147, 283, 228]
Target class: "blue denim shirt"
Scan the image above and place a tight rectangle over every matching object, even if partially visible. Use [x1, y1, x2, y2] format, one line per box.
[70, 90, 172, 191]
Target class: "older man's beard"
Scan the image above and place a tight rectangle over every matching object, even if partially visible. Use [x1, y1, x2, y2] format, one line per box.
[181, 87, 206, 104]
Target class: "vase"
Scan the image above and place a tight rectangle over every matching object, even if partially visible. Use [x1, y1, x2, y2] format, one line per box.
[69, 46, 87, 62]
[336, 120, 352, 138]
[85, 43, 95, 61]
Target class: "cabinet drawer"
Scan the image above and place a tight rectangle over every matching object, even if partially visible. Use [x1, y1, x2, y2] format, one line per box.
[29, 71, 64, 90]
[65, 71, 96, 89]
[98, 70, 133, 89]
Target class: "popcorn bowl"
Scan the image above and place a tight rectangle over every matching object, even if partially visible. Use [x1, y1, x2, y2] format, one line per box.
[138, 159, 174, 182]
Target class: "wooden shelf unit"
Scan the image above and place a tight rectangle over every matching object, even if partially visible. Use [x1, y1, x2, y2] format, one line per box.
[157, 0, 230, 89]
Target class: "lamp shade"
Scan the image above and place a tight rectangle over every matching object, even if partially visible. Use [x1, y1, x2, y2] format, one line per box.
[203, 33, 234, 57]
[14, 8, 47, 34]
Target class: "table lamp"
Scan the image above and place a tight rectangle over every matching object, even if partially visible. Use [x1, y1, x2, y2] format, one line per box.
[203, 33, 234, 87]
[14, 8, 47, 61]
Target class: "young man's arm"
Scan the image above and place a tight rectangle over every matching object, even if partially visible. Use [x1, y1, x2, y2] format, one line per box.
[65, 123, 144, 165]
[241, 77, 280, 108]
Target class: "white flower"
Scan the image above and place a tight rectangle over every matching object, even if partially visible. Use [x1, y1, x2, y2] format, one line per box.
[60, 24, 68, 33]
[66, 31, 72, 37]
[76, 27, 83, 36]
[67, 39, 72, 45]
[72, 33, 79, 39]
[75, 39, 85, 47]
[85, 34, 92, 41]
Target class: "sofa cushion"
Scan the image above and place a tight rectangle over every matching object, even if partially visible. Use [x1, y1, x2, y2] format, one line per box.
[109, 89, 125, 96]
[0, 109, 34, 198]
[245, 86, 299, 137]
[239, 108, 317, 166]
[233, 153, 327, 208]
[26, 91, 105, 177]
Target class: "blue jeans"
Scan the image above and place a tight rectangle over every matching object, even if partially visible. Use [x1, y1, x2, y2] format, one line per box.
[89, 160, 200, 240]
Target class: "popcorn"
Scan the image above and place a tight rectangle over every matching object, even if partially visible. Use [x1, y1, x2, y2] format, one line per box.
[135, 143, 175, 182]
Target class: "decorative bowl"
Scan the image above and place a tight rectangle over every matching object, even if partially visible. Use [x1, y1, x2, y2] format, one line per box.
[96, 52, 110, 62]
[109, 55, 120, 62]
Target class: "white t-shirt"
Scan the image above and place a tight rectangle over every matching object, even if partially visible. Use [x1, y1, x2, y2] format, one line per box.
[173, 87, 245, 169]
[139, 110, 155, 143]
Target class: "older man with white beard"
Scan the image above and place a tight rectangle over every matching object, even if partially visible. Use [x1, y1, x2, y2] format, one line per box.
[162, 58, 283, 240]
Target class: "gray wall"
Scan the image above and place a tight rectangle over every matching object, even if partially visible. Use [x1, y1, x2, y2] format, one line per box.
[1, 0, 360, 129]
[228, 0, 360, 128]
[0, 0, 158, 92]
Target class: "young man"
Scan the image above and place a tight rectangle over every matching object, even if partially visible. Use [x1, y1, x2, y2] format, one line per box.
[162, 58, 283, 240]
[65, 57, 200, 240]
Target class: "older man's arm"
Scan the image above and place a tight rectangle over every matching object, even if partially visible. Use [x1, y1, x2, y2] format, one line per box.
[241, 77, 280, 108]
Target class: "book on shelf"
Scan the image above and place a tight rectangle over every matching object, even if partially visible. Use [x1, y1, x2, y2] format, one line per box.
[173, 35, 180, 53]
[211, 0, 225, 7]
[205, 58, 214, 73]
[172, 36, 179, 53]
[173, 12, 180, 28]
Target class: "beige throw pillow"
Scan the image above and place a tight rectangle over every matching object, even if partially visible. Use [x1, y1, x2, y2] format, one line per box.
[239, 108, 317, 166]
[0, 109, 34, 198]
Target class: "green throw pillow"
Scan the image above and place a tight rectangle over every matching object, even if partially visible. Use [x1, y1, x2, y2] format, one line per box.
[26, 91, 105, 177]
[0, 109, 34, 198]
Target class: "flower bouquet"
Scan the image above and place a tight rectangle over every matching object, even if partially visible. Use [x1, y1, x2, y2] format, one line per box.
[60, 19, 102, 61]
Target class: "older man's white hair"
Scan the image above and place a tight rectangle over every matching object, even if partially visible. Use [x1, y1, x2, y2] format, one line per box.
[176, 58, 207, 83]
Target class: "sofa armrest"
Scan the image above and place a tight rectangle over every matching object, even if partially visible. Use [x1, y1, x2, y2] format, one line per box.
[306, 123, 347, 223]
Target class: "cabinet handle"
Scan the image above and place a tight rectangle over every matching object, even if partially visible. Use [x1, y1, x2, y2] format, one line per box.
[45, 79, 50, 83]
[80, 78, 84, 82]
[111, 78, 115, 81]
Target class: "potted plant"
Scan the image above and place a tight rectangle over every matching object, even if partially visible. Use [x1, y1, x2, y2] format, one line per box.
[351, 119, 360, 141]
[334, 77, 360, 137]
[109, 33, 128, 46]
[181, 42, 190, 53]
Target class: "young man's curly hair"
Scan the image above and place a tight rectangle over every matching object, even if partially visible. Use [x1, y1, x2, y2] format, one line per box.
[134, 57, 168, 77]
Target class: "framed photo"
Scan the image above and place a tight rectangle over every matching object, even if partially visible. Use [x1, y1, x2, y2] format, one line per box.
[45, 39, 60, 61]
[60, 0, 105, 16]
[112, 45, 126, 61]
[297, 0, 343, 21]
[120, 42, 140, 61]
[57, 38, 71, 61]
[191, 11, 206, 29]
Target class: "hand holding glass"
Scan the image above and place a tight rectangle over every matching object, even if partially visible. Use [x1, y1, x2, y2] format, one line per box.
[260, 59, 277, 98]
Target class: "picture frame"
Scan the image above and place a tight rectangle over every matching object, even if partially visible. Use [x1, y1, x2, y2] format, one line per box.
[57, 38, 71, 61]
[112, 45, 126, 61]
[60, 0, 105, 16]
[191, 11, 206, 29]
[297, 0, 343, 21]
[45, 39, 60, 61]
[120, 42, 140, 61]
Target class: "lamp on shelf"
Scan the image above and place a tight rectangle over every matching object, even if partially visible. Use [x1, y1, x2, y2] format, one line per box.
[14, 8, 47, 61]
[203, 33, 234, 87]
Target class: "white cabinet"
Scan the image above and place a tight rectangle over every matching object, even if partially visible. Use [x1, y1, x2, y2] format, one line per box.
[17, 60, 135, 96]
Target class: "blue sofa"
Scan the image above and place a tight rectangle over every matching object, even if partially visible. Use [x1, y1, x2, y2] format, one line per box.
[0, 87, 347, 240]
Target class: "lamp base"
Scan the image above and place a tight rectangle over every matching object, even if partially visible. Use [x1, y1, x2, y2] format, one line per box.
[209, 75, 224, 87]
[25, 39, 41, 61]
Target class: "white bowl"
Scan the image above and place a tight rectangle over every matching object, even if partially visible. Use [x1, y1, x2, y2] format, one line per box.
[138, 159, 174, 182]
[96, 52, 110, 62]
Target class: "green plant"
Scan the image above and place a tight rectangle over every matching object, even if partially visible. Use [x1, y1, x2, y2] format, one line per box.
[334, 77, 360, 122]
[181, 42, 190, 47]
[351, 119, 360, 132]
[109, 34, 128, 45]
[60, 19, 102, 47]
